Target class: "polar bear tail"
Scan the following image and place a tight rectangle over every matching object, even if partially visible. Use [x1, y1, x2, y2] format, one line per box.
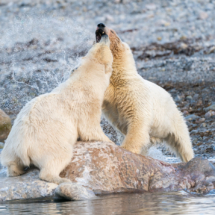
[165, 112, 194, 162]
[1, 138, 30, 177]
[1, 141, 30, 167]
[1, 127, 31, 169]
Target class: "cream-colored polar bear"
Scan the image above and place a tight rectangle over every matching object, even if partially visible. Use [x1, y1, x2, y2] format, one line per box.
[1, 34, 113, 184]
[96, 23, 194, 162]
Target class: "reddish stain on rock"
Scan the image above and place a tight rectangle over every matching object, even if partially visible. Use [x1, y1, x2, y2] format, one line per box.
[60, 142, 215, 194]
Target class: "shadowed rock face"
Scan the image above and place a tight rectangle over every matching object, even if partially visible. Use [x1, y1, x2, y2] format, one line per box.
[0, 109, 11, 143]
[0, 141, 215, 201]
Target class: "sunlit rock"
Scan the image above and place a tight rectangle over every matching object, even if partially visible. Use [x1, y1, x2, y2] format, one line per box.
[0, 168, 57, 202]
[55, 182, 96, 201]
[60, 142, 215, 195]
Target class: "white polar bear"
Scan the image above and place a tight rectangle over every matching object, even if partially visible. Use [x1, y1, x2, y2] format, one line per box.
[96, 23, 194, 162]
[1, 34, 113, 184]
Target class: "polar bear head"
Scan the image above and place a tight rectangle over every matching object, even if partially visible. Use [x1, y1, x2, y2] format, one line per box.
[95, 24, 136, 79]
[95, 23, 130, 59]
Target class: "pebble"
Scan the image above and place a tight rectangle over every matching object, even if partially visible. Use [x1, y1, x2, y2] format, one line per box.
[199, 11, 208, 20]
[186, 96, 193, 101]
[205, 104, 215, 112]
[208, 46, 215, 54]
[205, 111, 215, 118]
[145, 4, 157, 10]
[185, 114, 200, 121]
[105, 14, 114, 21]
[174, 95, 181, 102]
[201, 123, 207, 128]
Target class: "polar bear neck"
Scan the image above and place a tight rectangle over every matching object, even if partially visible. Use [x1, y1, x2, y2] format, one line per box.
[65, 58, 110, 94]
[110, 43, 138, 85]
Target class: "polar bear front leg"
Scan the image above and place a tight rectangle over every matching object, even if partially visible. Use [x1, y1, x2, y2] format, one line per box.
[121, 122, 150, 154]
[38, 144, 73, 185]
[80, 125, 113, 143]
[93, 127, 114, 143]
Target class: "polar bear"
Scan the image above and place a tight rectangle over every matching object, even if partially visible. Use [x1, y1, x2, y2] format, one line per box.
[1, 34, 113, 184]
[96, 23, 194, 162]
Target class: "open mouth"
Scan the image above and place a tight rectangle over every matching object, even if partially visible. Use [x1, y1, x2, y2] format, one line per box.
[95, 29, 106, 43]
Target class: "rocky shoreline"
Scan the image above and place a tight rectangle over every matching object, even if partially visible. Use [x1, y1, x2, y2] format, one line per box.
[1, 142, 215, 202]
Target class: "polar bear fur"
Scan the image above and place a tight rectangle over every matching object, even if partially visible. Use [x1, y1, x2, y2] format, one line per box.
[1, 35, 113, 184]
[99, 26, 194, 162]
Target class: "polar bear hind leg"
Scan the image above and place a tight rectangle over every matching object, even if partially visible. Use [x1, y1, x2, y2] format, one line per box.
[165, 132, 193, 162]
[121, 122, 151, 154]
[164, 114, 194, 162]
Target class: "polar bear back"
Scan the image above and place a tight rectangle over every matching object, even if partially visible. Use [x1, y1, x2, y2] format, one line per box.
[135, 75, 182, 138]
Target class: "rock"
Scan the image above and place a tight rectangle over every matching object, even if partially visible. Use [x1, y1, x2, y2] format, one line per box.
[208, 46, 215, 54]
[0, 141, 215, 201]
[186, 96, 192, 100]
[114, 0, 122, 3]
[195, 118, 205, 123]
[0, 168, 57, 202]
[145, 4, 156, 10]
[105, 14, 114, 22]
[205, 104, 215, 112]
[0, 109, 12, 142]
[185, 114, 200, 121]
[201, 123, 207, 128]
[0, 142, 3, 149]
[157, 37, 162, 41]
[59, 142, 215, 195]
[180, 42, 188, 49]
[199, 11, 208, 20]
[205, 110, 215, 118]
[174, 95, 181, 103]
[55, 182, 96, 201]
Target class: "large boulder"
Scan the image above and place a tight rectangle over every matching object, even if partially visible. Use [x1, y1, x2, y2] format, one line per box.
[0, 141, 215, 201]
[0, 109, 11, 143]
[59, 142, 215, 196]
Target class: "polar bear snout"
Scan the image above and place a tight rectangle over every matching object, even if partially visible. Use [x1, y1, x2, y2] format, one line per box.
[95, 23, 110, 43]
[97, 23, 105, 29]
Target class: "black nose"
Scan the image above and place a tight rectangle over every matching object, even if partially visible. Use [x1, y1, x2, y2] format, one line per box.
[97, 23, 105, 28]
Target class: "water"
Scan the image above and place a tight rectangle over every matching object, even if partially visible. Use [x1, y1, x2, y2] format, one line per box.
[0, 191, 215, 215]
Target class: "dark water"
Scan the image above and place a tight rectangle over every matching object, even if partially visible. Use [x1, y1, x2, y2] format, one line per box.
[1, 191, 215, 215]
